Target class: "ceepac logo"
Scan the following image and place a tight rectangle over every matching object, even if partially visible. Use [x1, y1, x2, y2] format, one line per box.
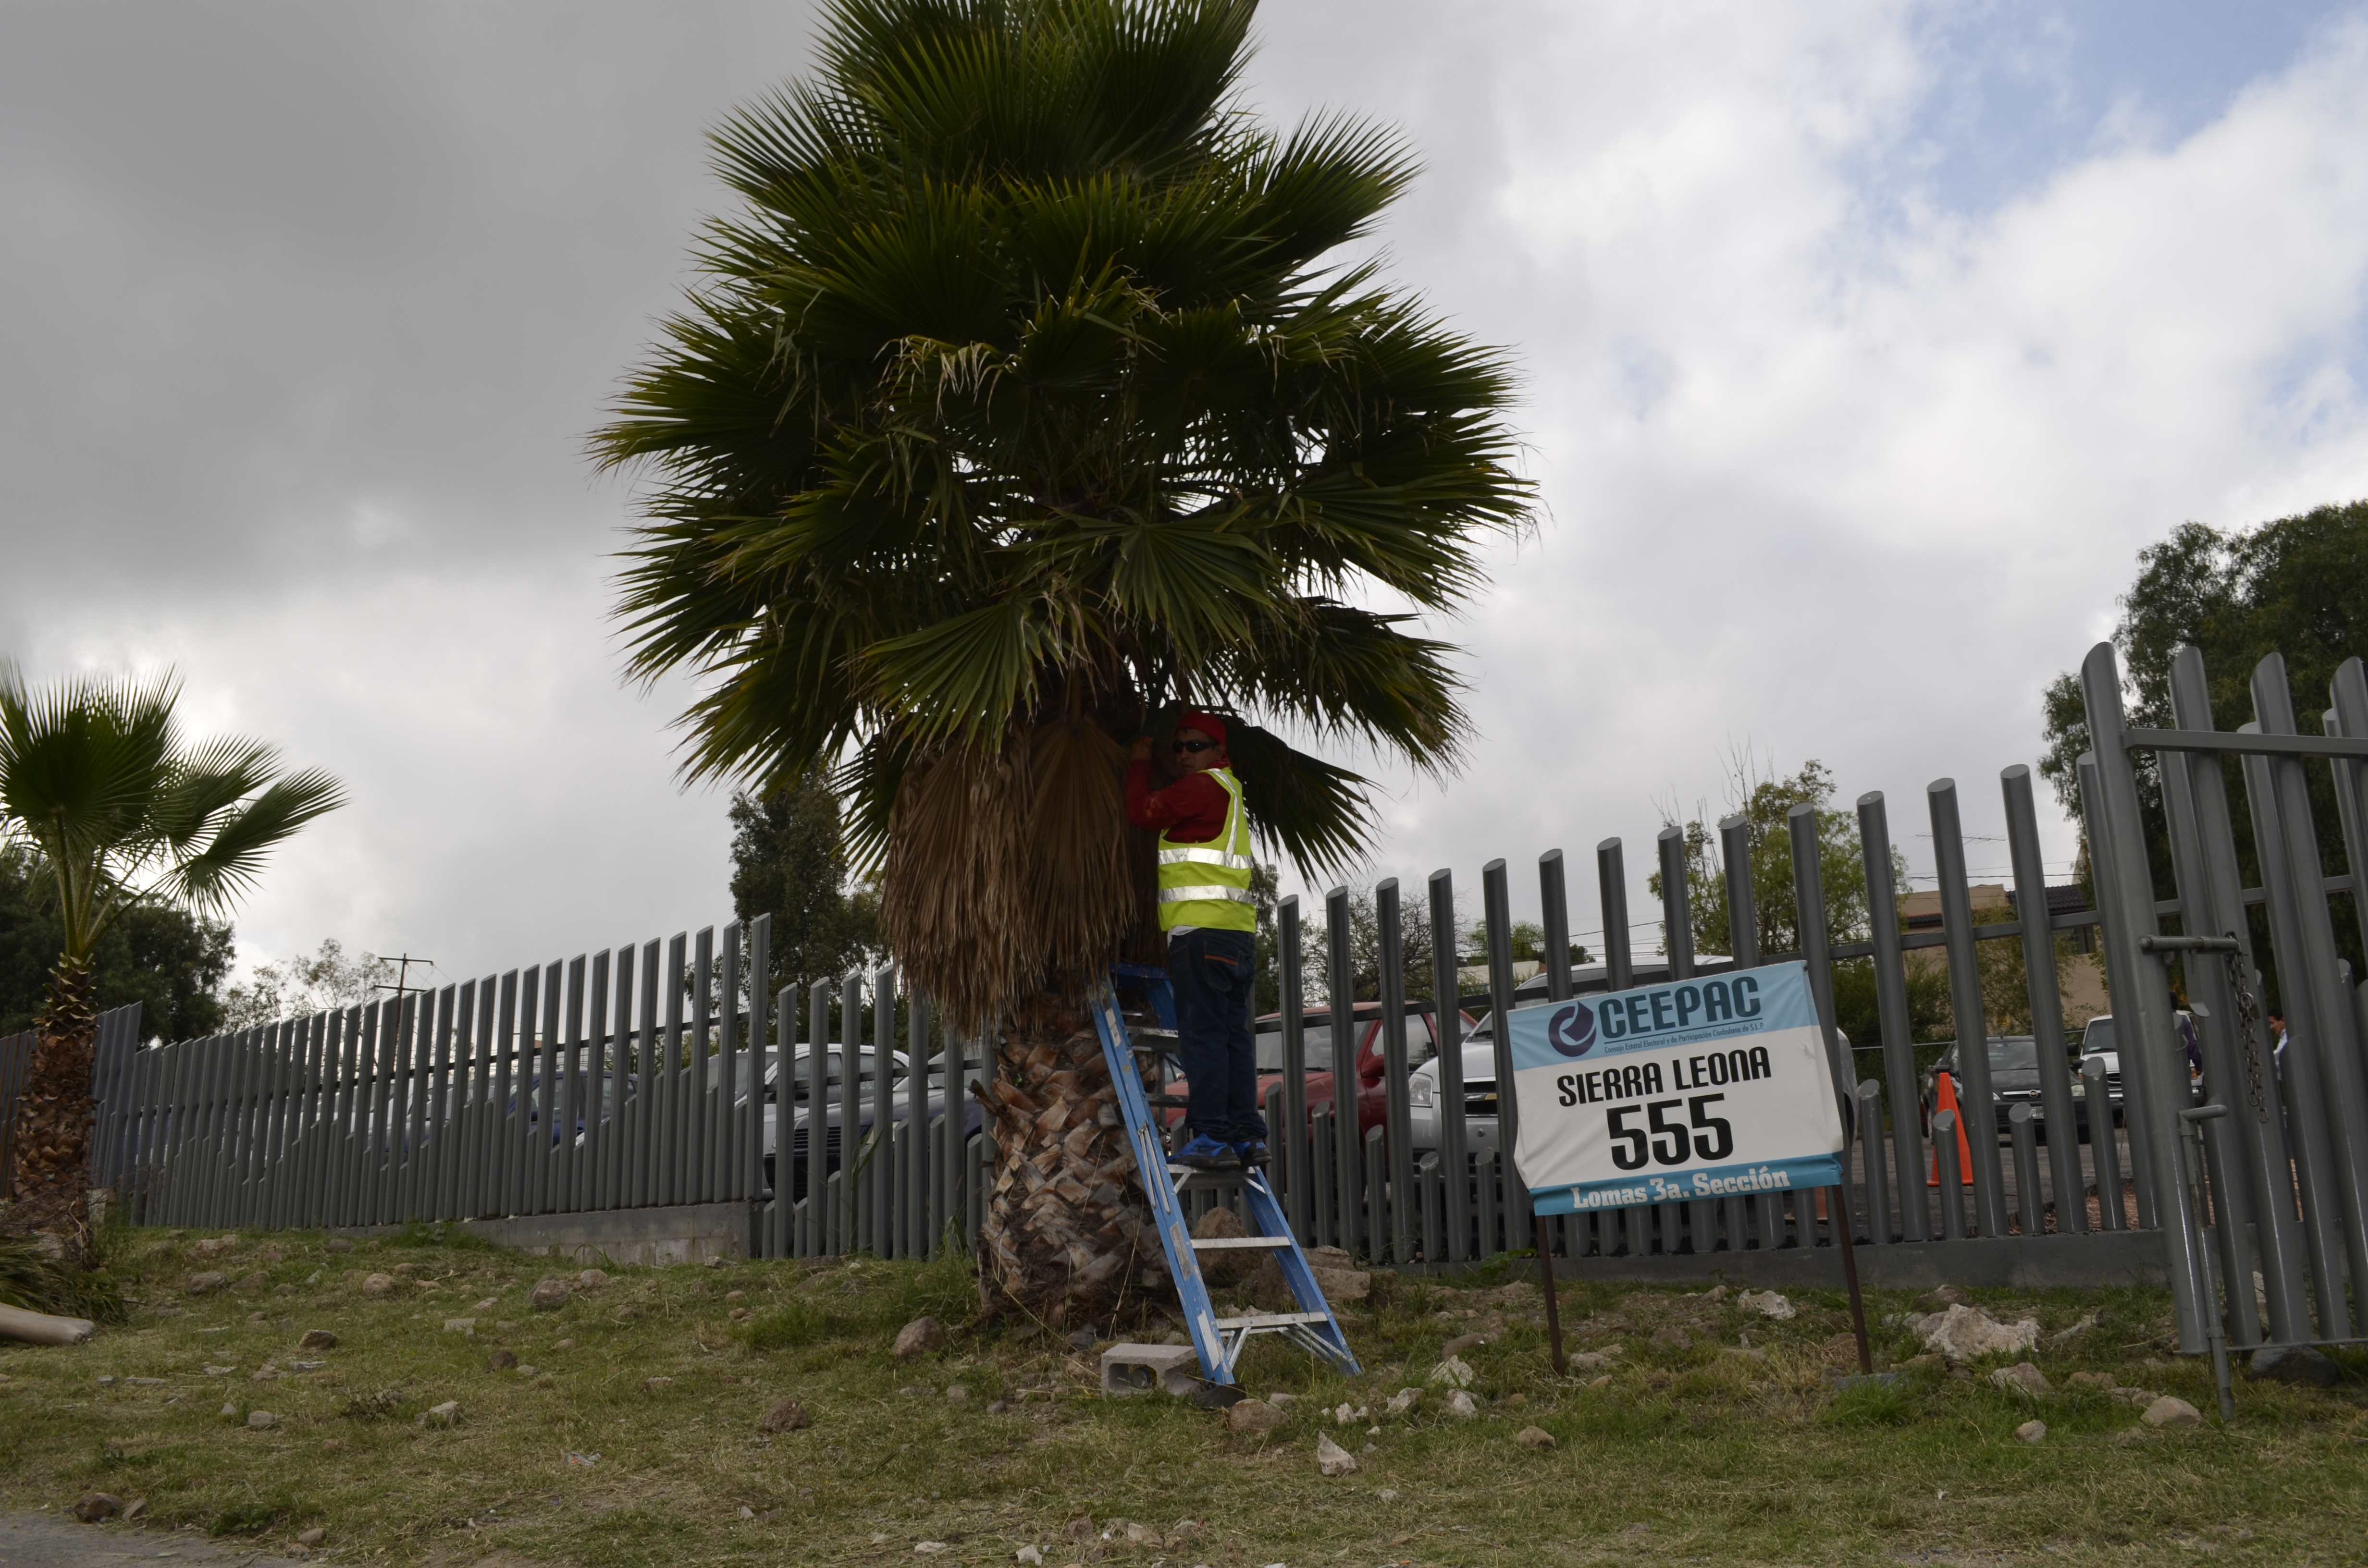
[1548, 1001, 1597, 1057]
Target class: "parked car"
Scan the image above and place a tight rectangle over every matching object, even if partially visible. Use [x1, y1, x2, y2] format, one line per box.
[744, 1043, 983, 1201]
[1919, 1037, 2045, 1139]
[2074, 1012, 2199, 1131]
[1156, 1001, 1478, 1146]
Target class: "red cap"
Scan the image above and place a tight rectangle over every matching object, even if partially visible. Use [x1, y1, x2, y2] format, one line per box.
[1174, 710, 1228, 749]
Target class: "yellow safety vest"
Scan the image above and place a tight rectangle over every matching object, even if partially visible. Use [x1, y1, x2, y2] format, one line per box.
[1155, 766, 1257, 932]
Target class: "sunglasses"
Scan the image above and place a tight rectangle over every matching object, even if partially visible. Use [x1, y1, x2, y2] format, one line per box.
[1171, 738, 1217, 754]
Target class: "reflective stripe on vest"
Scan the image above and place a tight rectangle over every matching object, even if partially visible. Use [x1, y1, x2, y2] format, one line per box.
[1155, 766, 1256, 932]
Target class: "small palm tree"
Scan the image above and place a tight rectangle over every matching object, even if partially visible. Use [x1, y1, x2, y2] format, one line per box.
[0, 668, 343, 1236]
[598, 0, 1528, 1323]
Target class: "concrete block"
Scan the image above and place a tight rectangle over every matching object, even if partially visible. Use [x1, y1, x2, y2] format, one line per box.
[1101, 1343, 1201, 1398]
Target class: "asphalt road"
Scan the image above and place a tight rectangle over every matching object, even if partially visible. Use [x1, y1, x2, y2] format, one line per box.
[0, 1513, 301, 1566]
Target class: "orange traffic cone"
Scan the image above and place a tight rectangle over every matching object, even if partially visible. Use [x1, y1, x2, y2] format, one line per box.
[1927, 1069, 1974, 1188]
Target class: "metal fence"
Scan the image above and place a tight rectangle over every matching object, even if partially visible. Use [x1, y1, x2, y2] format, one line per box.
[2080, 642, 2368, 1358]
[78, 642, 2368, 1358]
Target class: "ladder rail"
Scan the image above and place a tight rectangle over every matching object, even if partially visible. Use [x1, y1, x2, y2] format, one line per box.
[1089, 971, 1359, 1386]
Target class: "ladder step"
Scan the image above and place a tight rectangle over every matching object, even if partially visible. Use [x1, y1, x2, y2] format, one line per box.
[1215, 1311, 1335, 1331]
[1131, 1027, 1179, 1041]
[1190, 1236, 1291, 1251]
[1145, 1094, 1189, 1108]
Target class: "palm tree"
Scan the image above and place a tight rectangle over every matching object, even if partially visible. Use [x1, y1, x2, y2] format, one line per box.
[597, 0, 1529, 1325]
[0, 669, 343, 1237]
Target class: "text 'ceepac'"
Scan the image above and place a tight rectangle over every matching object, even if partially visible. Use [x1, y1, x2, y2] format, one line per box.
[1506, 961, 1846, 1212]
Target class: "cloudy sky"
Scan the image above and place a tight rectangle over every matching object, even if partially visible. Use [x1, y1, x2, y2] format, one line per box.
[6, 0, 2368, 992]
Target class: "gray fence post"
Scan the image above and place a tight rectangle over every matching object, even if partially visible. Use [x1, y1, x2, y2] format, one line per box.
[2076, 755, 2161, 1229]
[806, 979, 830, 1256]
[2248, 656, 2368, 1319]
[1481, 859, 1529, 1252]
[747, 917, 771, 1210]
[1788, 803, 1850, 1248]
[1279, 895, 1308, 1243]
[1597, 838, 1650, 1254]
[690, 927, 714, 1207]
[1855, 1080, 1887, 1243]
[1325, 886, 1360, 1258]
[2002, 766, 2087, 1237]
[1655, 828, 1700, 1252]
[1858, 792, 1928, 1242]
[1929, 781, 2008, 1237]
[905, 988, 928, 1260]
[2078, 642, 2215, 1350]
[1426, 870, 1468, 1262]
[1378, 878, 1414, 1266]
[1718, 815, 1763, 1248]
[715, 923, 734, 1203]
[2080, 1055, 2124, 1230]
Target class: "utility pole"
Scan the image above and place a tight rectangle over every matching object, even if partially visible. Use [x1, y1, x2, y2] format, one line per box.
[371, 954, 437, 1004]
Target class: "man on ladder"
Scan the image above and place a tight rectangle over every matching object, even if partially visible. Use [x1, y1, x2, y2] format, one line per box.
[1127, 712, 1267, 1173]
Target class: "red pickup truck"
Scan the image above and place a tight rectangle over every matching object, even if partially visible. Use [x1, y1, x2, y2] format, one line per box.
[1157, 1001, 1476, 1137]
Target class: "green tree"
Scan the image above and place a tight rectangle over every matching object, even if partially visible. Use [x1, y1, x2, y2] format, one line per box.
[1649, 758, 1951, 1086]
[1651, 760, 1881, 958]
[2039, 501, 2368, 999]
[218, 937, 379, 1032]
[0, 846, 232, 1041]
[729, 774, 881, 998]
[0, 669, 341, 1236]
[596, 0, 1528, 1316]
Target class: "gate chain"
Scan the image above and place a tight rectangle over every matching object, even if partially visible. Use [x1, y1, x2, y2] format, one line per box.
[2221, 938, 2269, 1124]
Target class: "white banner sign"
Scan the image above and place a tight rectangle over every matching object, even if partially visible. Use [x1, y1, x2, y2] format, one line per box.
[1505, 961, 1846, 1214]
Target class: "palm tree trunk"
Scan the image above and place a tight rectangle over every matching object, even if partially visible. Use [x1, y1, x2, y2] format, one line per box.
[5, 954, 99, 1239]
[975, 998, 1159, 1331]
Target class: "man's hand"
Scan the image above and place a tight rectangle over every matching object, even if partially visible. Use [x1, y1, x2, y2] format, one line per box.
[1129, 736, 1152, 762]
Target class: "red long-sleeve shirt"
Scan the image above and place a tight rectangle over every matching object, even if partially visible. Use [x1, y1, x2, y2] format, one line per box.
[1125, 760, 1229, 843]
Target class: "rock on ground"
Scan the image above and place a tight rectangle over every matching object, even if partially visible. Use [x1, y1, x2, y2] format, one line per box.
[528, 1276, 569, 1311]
[1445, 1390, 1480, 1419]
[72, 1493, 122, 1522]
[2143, 1396, 2203, 1429]
[297, 1329, 337, 1351]
[2016, 1420, 2047, 1444]
[1190, 1206, 1257, 1286]
[246, 1411, 276, 1430]
[757, 1396, 809, 1433]
[895, 1316, 947, 1359]
[1736, 1289, 1795, 1320]
[1383, 1388, 1421, 1416]
[185, 1273, 226, 1295]
[1989, 1361, 2051, 1396]
[1015, 1549, 1044, 1565]
[1428, 1356, 1476, 1389]
[1568, 1348, 1621, 1372]
[1315, 1433, 1359, 1475]
[1914, 1304, 2039, 1364]
[2247, 1345, 2339, 1388]
[419, 1401, 460, 1427]
[1916, 1284, 1969, 1311]
[1515, 1426, 1555, 1448]
[1225, 1399, 1285, 1435]
[358, 1273, 396, 1297]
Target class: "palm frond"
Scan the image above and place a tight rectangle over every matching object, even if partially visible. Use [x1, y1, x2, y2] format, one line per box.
[599, 0, 1534, 1003]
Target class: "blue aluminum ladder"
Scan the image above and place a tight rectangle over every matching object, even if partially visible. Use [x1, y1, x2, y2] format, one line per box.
[1089, 963, 1360, 1385]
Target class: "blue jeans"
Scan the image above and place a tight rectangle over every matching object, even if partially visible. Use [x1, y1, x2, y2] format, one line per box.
[1169, 927, 1267, 1143]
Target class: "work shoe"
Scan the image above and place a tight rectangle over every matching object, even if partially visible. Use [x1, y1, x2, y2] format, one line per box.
[1233, 1140, 1271, 1168]
[1174, 1134, 1241, 1170]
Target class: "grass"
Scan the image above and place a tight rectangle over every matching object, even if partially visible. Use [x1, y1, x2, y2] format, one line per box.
[0, 1228, 2362, 1566]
